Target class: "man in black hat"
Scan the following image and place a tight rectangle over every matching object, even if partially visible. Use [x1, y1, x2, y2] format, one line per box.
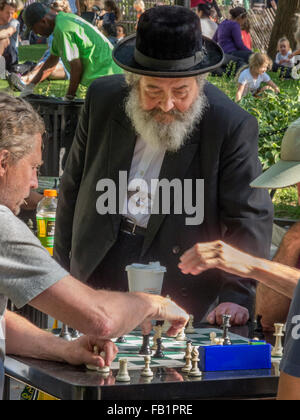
[54, 6, 273, 326]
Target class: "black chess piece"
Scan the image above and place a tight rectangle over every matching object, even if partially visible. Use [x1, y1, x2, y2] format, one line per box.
[222, 314, 232, 346]
[139, 334, 152, 355]
[117, 336, 127, 343]
[254, 315, 265, 340]
[153, 338, 165, 359]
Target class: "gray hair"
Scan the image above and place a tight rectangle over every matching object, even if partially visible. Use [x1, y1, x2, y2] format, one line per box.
[0, 93, 45, 164]
[124, 71, 207, 89]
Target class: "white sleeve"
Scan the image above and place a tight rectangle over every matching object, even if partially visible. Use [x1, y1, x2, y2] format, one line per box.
[262, 72, 271, 83]
[238, 70, 248, 85]
[275, 53, 280, 64]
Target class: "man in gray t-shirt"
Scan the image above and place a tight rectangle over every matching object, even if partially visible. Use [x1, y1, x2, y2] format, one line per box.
[0, 94, 188, 399]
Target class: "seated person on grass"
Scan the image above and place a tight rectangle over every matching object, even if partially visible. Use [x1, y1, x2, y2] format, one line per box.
[12, 2, 122, 99]
[0, 0, 19, 73]
[9, 0, 72, 89]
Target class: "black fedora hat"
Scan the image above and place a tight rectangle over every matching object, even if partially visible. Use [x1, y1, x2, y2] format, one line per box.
[113, 5, 224, 77]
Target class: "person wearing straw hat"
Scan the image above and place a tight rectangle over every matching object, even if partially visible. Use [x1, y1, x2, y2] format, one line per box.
[179, 118, 300, 398]
[54, 5, 273, 327]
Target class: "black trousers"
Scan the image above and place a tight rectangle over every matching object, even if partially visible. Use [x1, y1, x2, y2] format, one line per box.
[0, 359, 4, 400]
[88, 231, 150, 291]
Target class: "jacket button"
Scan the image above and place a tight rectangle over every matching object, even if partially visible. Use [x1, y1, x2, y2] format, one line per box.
[172, 246, 181, 255]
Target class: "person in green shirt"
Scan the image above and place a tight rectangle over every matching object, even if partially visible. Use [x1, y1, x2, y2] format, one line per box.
[19, 2, 123, 99]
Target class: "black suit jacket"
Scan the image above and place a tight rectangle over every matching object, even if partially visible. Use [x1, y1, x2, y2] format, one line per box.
[54, 74, 273, 321]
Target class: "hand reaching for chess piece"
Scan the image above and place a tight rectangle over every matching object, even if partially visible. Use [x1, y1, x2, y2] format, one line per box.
[139, 295, 188, 337]
[65, 336, 118, 368]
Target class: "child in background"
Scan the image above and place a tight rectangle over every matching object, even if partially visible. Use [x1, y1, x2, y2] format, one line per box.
[272, 37, 295, 78]
[116, 24, 126, 42]
[236, 52, 280, 102]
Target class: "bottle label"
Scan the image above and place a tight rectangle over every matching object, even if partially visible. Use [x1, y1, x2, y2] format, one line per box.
[37, 217, 56, 256]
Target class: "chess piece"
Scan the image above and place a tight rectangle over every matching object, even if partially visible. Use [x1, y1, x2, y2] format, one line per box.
[185, 315, 196, 334]
[98, 351, 110, 373]
[214, 338, 224, 346]
[182, 342, 193, 373]
[116, 358, 131, 382]
[176, 328, 187, 341]
[153, 338, 165, 359]
[117, 336, 127, 343]
[254, 315, 265, 341]
[188, 347, 202, 377]
[59, 324, 72, 341]
[222, 314, 232, 346]
[139, 334, 152, 355]
[141, 355, 154, 377]
[86, 346, 101, 371]
[271, 323, 284, 358]
[210, 332, 217, 345]
[151, 325, 162, 350]
[71, 329, 80, 339]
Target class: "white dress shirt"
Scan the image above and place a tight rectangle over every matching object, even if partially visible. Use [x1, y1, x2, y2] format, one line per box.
[121, 137, 166, 228]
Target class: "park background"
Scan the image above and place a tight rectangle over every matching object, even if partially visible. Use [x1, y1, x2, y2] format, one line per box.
[2, 0, 300, 219]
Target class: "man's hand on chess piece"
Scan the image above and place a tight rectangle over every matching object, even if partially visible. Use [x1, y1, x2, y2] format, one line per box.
[63, 336, 118, 368]
[178, 240, 257, 278]
[140, 295, 189, 337]
[207, 302, 249, 326]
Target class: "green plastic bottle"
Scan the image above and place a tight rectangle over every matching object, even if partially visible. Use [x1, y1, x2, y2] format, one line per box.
[36, 190, 58, 256]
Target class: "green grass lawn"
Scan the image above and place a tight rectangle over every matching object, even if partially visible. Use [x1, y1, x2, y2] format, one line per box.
[4, 45, 300, 220]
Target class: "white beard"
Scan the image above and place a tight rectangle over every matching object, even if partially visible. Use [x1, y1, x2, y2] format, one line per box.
[125, 80, 208, 152]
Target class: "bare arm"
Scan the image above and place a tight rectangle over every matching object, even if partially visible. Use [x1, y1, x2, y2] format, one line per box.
[256, 223, 300, 330]
[29, 275, 188, 339]
[31, 54, 60, 86]
[277, 372, 300, 400]
[5, 310, 117, 367]
[236, 83, 246, 102]
[179, 241, 300, 300]
[0, 26, 16, 40]
[66, 58, 83, 97]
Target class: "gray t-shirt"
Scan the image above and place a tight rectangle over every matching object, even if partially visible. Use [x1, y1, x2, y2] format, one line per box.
[0, 205, 68, 358]
[0, 205, 67, 400]
[280, 280, 300, 377]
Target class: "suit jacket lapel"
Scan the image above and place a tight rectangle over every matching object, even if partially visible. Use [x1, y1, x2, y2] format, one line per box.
[142, 134, 199, 256]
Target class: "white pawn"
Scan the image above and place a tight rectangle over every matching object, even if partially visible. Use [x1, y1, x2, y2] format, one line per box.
[185, 315, 196, 334]
[98, 351, 110, 373]
[141, 355, 154, 377]
[116, 358, 131, 382]
[176, 328, 187, 341]
[210, 332, 217, 345]
[188, 347, 202, 377]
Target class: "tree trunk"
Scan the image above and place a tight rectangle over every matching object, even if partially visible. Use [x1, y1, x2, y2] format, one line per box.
[268, 0, 300, 59]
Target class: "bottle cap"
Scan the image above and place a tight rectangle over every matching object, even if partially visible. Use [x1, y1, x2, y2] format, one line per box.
[44, 189, 58, 198]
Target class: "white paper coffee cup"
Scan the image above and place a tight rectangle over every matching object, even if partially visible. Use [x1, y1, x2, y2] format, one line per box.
[126, 262, 166, 295]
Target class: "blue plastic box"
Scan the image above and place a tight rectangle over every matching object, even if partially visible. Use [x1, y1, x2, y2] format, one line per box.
[198, 343, 272, 372]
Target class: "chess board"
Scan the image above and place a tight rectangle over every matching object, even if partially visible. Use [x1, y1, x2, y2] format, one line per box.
[109, 328, 251, 371]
